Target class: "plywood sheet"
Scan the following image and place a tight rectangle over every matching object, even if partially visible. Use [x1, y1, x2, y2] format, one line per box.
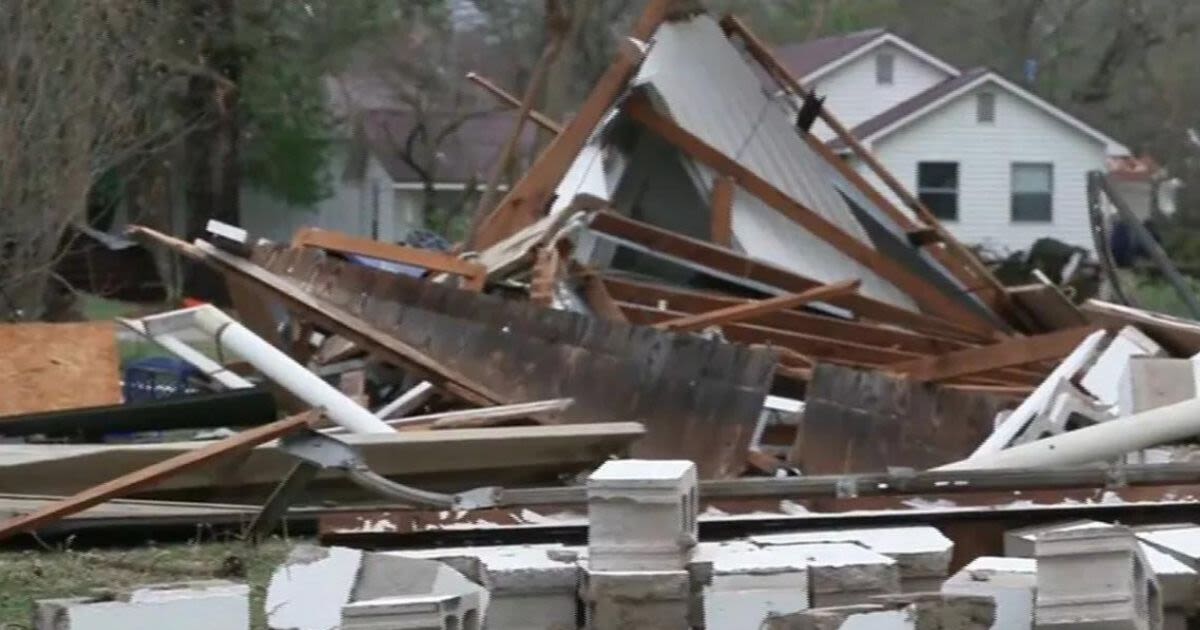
[0, 322, 121, 416]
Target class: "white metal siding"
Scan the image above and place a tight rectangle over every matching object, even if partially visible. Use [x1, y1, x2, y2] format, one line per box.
[630, 16, 915, 309]
[808, 43, 951, 140]
[854, 82, 1108, 255]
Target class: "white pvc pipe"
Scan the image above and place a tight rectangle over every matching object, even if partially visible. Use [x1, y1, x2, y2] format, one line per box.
[937, 396, 1200, 471]
[191, 305, 395, 434]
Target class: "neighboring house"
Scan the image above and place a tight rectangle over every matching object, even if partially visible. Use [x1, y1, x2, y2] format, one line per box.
[776, 30, 1136, 255]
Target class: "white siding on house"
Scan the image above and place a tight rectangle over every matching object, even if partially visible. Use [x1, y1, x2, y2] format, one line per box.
[807, 43, 951, 140]
[854, 82, 1108, 255]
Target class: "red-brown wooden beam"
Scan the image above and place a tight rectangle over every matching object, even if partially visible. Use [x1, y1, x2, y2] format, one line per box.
[890, 325, 1103, 383]
[656, 279, 860, 332]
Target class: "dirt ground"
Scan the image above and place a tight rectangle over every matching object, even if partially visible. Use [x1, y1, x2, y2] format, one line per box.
[0, 537, 299, 629]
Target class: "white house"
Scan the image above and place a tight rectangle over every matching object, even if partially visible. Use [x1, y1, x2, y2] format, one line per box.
[776, 29, 1132, 256]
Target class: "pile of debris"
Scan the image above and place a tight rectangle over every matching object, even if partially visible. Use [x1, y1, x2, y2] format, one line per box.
[5, 1, 1200, 628]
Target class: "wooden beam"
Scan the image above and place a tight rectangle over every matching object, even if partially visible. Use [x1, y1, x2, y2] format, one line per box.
[529, 245, 561, 307]
[890, 326, 1102, 382]
[719, 15, 1014, 323]
[579, 271, 629, 323]
[589, 210, 991, 342]
[0, 412, 314, 542]
[294, 227, 486, 291]
[710, 176, 735, 247]
[469, 0, 677, 250]
[466, 72, 563, 134]
[623, 93, 996, 335]
[656, 279, 860, 332]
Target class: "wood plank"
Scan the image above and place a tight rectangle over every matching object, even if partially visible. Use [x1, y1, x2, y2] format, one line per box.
[710, 175, 735, 247]
[789, 364, 1021, 473]
[294, 227, 486, 290]
[589, 210, 991, 342]
[469, 0, 678, 249]
[1082, 299, 1200, 356]
[0, 412, 314, 542]
[717, 15, 1014, 323]
[655, 279, 860, 332]
[465, 72, 563, 135]
[579, 271, 629, 323]
[131, 227, 503, 407]
[890, 326, 1101, 382]
[529, 246, 561, 307]
[623, 92, 997, 336]
[1009, 283, 1088, 332]
[0, 322, 121, 416]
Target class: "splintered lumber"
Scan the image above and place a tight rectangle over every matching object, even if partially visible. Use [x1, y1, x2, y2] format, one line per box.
[718, 15, 1011, 319]
[0, 422, 646, 498]
[588, 210, 991, 342]
[0, 322, 121, 416]
[655, 279, 860, 332]
[0, 412, 314, 542]
[889, 326, 1102, 383]
[790, 364, 1021, 474]
[249, 242, 775, 479]
[710, 176, 735, 247]
[294, 227, 486, 290]
[529, 245, 561, 307]
[326, 398, 576, 432]
[579, 272, 629, 323]
[129, 226, 503, 407]
[466, 72, 563, 134]
[469, 0, 677, 249]
[623, 91, 997, 336]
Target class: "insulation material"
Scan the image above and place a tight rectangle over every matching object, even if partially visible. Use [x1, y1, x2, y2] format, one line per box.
[0, 322, 121, 416]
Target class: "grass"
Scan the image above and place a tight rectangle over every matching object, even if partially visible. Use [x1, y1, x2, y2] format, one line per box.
[0, 538, 298, 629]
[78, 294, 150, 321]
[1120, 269, 1200, 320]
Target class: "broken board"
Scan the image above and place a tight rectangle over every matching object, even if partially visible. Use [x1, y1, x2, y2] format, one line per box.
[0, 322, 121, 416]
[790, 363, 1021, 474]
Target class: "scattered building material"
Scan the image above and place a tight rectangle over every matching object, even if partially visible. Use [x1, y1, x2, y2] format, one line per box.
[890, 326, 1100, 383]
[1083, 300, 1200, 356]
[0, 388, 276, 440]
[942, 557, 1037, 630]
[792, 363, 1021, 473]
[0, 321, 122, 417]
[294, 226, 487, 291]
[0, 411, 315, 542]
[1080, 326, 1165, 405]
[34, 580, 250, 630]
[654, 279, 861, 332]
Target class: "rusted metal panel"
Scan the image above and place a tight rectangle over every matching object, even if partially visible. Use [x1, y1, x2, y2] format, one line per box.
[252, 244, 776, 479]
[791, 363, 1021, 474]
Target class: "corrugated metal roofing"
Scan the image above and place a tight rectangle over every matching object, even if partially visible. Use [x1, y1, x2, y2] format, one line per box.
[630, 15, 916, 309]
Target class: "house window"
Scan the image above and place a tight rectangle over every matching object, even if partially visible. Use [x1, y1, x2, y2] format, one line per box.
[1011, 163, 1053, 222]
[875, 52, 894, 85]
[917, 162, 959, 220]
[977, 91, 996, 123]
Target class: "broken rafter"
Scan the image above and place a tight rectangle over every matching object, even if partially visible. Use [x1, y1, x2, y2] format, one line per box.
[655, 279, 861, 332]
[294, 227, 487, 291]
[588, 210, 991, 342]
[0, 411, 316, 543]
[466, 72, 563, 135]
[709, 176, 735, 247]
[623, 92, 997, 336]
[890, 325, 1103, 383]
[719, 15, 1014, 324]
[468, 0, 678, 250]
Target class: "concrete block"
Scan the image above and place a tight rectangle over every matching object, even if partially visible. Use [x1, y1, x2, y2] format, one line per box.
[587, 459, 698, 572]
[1118, 358, 1197, 415]
[1034, 524, 1163, 630]
[943, 556, 1037, 630]
[766, 542, 902, 608]
[761, 603, 913, 630]
[341, 593, 482, 630]
[266, 545, 362, 630]
[1082, 326, 1165, 406]
[751, 526, 953, 590]
[385, 544, 578, 630]
[1006, 520, 1112, 558]
[34, 580, 248, 630]
[584, 569, 692, 630]
[694, 541, 811, 629]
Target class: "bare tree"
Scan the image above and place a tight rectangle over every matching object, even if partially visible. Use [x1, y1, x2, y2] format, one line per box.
[0, 1, 183, 320]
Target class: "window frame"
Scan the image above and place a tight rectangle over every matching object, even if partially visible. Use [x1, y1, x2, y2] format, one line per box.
[875, 52, 895, 85]
[1010, 162, 1054, 223]
[916, 161, 960, 221]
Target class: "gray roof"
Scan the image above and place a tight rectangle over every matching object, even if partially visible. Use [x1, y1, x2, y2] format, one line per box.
[773, 28, 886, 79]
[830, 67, 989, 150]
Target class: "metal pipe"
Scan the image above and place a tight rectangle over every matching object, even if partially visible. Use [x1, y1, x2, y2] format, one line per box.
[190, 306, 395, 434]
[938, 396, 1200, 471]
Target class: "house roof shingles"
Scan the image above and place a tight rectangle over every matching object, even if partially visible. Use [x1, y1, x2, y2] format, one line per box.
[773, 28, 886, 80]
